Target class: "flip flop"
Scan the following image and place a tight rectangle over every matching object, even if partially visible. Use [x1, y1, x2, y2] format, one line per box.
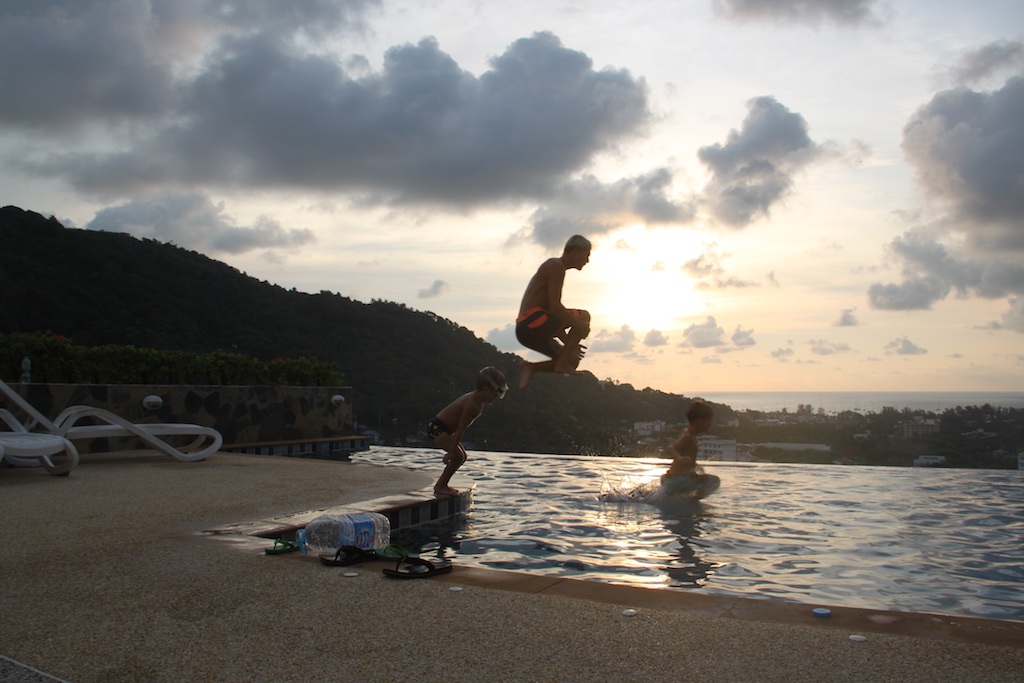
[382, 556, 453, 580]
[319, 545, 377, 566]
[264, 538, 301, 555]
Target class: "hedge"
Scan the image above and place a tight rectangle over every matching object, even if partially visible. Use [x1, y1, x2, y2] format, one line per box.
[0, 332, 344, 386]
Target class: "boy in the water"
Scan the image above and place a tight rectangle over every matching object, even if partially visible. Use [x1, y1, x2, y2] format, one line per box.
[427, 366, 508, 496]
[661, 399, 714, 495]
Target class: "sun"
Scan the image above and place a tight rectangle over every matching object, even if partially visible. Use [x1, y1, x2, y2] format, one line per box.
[579, 231, 707, 334]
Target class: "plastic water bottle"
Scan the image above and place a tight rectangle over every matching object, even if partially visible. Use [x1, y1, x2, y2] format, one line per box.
[302, 512, 391, 554]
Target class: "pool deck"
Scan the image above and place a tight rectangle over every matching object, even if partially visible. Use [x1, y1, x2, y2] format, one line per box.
[1, 450, 1022, 683]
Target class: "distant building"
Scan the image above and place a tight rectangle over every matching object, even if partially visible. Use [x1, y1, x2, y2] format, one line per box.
[913, 455, 946, 467]
[634, 420, 668, 437]
[902, 418, 939, 438]
[757, 442, 831, 453]
[698, 436, 753, 461]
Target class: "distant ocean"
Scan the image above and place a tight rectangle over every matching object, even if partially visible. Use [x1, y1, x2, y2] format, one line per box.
[690, 391, 1024, 414]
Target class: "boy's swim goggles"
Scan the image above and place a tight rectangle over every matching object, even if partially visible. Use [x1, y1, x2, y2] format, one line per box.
[484, 375, 509, 399]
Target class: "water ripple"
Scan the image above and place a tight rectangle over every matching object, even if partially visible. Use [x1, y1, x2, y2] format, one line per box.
[356, 448, 1024, 622]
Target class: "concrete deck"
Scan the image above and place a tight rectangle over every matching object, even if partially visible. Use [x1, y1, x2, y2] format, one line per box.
[1, 450, 1022, 682]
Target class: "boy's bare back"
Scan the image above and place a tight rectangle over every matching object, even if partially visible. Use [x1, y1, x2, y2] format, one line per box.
[437, 391, 484, 433]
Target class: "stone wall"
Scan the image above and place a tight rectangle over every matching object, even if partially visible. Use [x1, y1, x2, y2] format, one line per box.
[7, 383, 358, 453]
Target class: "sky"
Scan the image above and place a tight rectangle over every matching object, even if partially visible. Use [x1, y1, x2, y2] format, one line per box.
[2, 0, 1023, 394]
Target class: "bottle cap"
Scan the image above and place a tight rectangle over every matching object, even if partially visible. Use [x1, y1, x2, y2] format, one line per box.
[812, 607, 831, 618]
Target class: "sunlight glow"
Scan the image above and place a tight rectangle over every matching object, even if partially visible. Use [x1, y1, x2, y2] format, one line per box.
[586, 228, 708, 332]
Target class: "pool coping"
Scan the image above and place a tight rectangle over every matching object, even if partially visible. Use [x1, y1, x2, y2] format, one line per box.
[208, 485, 1024, 650]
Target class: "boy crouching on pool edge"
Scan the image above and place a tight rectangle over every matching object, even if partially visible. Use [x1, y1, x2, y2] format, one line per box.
[427, 366, 508, 497]
[661, 399, 714, 496]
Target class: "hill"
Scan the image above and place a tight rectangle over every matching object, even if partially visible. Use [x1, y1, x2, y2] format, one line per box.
[0, 205, 708, 454]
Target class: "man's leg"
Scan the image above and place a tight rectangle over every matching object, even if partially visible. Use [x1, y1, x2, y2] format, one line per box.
[553, 310, 590, 373]
[518, 358, 554, 389]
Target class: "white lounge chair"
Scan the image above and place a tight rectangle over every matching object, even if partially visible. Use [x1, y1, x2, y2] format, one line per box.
[0, 409, 79, 475]
[0, 379, 222, 463]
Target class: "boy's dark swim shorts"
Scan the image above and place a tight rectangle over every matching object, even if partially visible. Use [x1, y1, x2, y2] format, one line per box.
[427, 416, 451, 439]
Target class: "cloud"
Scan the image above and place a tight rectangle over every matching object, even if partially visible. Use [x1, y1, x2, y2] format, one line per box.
[808, 339, 851, 355]
[871, 75, 1024, 316]
[732, 325, 756, 347]
[683, 248, 725, 279]
[949, 41, 1024, 87]
[901, 75, 1024, 248]
[681, 316, 726, 348]
[885, 336, 928, 355]
[86, 192, 315, 256]
[486, 323, 520, 351]
[712, 0, 882, 25]
[417, 279, 450, 299]
[983, 296, 1024, 333]
[0, 0, 380, 132]
[590, 325, 637, 353]
[697, 96, 824, 227]
[16, 26, 650, 209]
[868, 231, 1024, 310]
[643, 330, 668, 347]
[771, 347, 795, 361]
[684, 243, 759, 288]
[521, 168, 697, 248]
[833, 308, 859, 326]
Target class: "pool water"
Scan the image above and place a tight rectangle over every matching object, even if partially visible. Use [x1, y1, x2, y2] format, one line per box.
[353, 447, 1024, 622]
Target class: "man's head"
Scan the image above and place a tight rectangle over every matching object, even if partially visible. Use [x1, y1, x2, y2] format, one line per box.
[562, 234, 592, 270]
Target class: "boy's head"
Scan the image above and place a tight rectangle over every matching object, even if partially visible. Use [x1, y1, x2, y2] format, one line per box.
[686, 399, 713, 426]
[477, 366, 508, 399]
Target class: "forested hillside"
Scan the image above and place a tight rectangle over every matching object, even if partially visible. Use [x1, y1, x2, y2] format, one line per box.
[0, 205, 707, 454]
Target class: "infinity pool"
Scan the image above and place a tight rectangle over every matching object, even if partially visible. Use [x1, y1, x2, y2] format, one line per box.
[353, 447, 1024, 622]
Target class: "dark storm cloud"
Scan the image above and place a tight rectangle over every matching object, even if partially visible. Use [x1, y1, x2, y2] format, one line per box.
[712, 0, 880, 25]
[523, 169, 696, 248]
[23, 25, 648, 207]
[201, 0, 381, 37]
[949, 41, 1024, 86]
[0, 0, 379, 131]
[0, 1, 175, 129]
[697, 96, 822, 227]
[86, 192, 315, 255]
